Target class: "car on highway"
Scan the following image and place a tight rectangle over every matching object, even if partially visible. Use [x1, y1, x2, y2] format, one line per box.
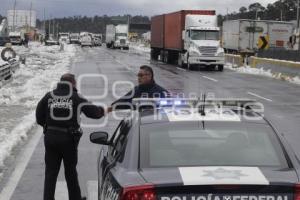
[90, 98, 300, 200]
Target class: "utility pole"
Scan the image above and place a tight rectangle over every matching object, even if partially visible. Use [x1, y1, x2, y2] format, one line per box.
[49, 15, 51, 39]
[297, 0, 300, 51]
[297, 0, 300, 31]
[12, 0, 17, 31]
[52, 19, 55, 39]
[43, 8, 46, 34]
[29, 1, 32, 28]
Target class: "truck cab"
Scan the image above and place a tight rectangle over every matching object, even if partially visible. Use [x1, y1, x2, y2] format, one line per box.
[114, 25, 129, 50]
[8, 32, 24, 45]
[181, 15, 224, 71]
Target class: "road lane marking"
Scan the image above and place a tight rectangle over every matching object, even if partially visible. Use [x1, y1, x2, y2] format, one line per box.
[247, 92, 273, 102]
[87, 181, 98, 200]
[0, 126, 42, 200]
[55, 181, 68, 200]
[201, 76, 218, 82]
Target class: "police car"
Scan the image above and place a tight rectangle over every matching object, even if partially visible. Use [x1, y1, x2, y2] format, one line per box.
[90, 98, 300, 200]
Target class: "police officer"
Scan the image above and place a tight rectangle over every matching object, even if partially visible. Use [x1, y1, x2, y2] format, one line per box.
[36, 73, 104, 200]
[108, 65, 169, 111]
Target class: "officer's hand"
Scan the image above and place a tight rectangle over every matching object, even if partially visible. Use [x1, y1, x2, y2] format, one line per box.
[106, 107, 113, 113]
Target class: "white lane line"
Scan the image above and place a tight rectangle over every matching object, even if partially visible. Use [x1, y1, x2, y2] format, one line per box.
[114, 59, 132, 72]
[0, 126, 42, 200]
[247, 92, 273, 102]
[201, 76, 218, 82]
[176, 67, 186, 72]
[55, 181, 68, 200]
[87, 181, 98, 200]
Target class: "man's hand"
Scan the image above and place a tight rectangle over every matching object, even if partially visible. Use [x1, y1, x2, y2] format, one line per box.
[106, 106, 113, 113]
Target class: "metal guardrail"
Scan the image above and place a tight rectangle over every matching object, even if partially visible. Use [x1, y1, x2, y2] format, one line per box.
[0, 62, 12, 83]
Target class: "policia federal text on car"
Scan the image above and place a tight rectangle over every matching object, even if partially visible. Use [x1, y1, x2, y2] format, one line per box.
[36, 73, 105, 200]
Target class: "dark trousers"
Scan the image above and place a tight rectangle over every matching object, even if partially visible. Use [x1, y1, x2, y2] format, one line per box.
[43, 131, 81, 200]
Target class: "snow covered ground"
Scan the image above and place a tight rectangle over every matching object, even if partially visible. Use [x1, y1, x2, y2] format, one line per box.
[225, 63, 300, 85]
[129, 43, 150, 57]
[0, 42, 77, 178]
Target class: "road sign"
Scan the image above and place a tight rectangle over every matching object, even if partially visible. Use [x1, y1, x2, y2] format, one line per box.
[258, 35, 269, 50]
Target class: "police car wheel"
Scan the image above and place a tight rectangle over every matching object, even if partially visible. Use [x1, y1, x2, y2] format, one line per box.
[1, 47, 17, 61]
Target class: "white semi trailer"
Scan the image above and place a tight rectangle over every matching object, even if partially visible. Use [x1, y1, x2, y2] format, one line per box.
[105, 24, 129, 50]
[222, 19, 294, 54]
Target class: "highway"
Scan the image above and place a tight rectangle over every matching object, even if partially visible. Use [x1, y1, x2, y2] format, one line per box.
[0, 45, 299, 200]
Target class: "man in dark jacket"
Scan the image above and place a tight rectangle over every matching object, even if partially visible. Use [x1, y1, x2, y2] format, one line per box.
[36, 73, 104, 200]
[108, 65, 169, 111]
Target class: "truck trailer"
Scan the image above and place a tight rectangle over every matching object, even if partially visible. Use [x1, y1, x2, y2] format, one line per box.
[105, 24, 129, 50]
[151, 10, 225, 71]
[222, 19, 294, 54]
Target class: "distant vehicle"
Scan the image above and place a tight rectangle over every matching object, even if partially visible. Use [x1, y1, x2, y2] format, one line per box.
[90, 98, 300, 200]
[93, 34, 102, 46]
[80, 32, 93, 47]
[45, 35, 59, 46]
[222, 19, 294, 54]
[69, 33, 80, 44]
[105, 24, 129, 50]
[58, 32, 70, 44]
[8, 32, 24, 45]
[151, 10, 225, 71]
[0, 36, 11, 46]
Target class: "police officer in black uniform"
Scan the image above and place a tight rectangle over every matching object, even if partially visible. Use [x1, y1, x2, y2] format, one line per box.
[36, 73, 105, 200]
[108, 65, 169, 111]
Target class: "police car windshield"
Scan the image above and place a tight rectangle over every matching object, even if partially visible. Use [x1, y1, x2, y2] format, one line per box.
[140, 122, 289, 168]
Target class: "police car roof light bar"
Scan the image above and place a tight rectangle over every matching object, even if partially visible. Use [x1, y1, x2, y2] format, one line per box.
[132, 98, 258, 110]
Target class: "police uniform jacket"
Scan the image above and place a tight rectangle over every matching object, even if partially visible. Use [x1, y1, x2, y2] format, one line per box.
[36, 82, 104, 130]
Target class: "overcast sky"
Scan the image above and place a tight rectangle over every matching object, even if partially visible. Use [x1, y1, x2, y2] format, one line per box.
[0, 0, 278, 19]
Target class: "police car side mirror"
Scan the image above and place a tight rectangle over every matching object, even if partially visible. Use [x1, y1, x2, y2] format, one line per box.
[90, 132, 110, 145]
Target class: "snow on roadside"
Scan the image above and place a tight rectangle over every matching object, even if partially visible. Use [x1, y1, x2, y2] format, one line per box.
[0, 42, 77, 171]
[225, 63, 300, 86]
[130, 43, 150, 57]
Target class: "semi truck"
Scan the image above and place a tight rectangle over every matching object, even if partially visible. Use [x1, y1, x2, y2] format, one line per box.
[151, 10, 225, 71]
[105, 24, 129, 50]
[222, 19, 294, 54]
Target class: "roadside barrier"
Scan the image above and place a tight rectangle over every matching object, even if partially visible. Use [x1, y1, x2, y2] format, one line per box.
[225, 54, 244, 68]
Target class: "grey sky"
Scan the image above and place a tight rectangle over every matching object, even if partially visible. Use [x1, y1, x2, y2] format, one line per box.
[0, 0, 278, 19]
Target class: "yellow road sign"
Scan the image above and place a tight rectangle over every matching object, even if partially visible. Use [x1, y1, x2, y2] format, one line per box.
[258, 35, 269, 50]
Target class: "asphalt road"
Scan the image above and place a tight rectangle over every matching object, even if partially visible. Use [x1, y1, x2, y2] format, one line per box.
[0, 45, 299, 200]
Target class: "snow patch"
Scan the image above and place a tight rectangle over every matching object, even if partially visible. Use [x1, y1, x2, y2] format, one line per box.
[0, 42, 77, 173]
[225, 63, 300, 86]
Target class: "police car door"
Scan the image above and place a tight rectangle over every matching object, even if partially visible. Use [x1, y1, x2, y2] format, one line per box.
[100, 119, 131, 198]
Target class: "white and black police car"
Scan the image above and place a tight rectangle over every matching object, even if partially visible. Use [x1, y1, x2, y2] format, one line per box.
[90, 98, 300, 200]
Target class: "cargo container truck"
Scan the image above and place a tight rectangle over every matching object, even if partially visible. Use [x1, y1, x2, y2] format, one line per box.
[151, 10, 225, 71]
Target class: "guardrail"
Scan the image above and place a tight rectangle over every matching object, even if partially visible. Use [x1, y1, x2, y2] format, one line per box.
[225, 54, 300, 80]
[0, 62, 12, 83]
[249, 57, 300, 79]
[225, 54, 244, 68]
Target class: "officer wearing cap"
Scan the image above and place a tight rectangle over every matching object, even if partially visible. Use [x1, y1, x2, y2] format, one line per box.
[36, 73, 104, 200]
[108, 65, 169, 111]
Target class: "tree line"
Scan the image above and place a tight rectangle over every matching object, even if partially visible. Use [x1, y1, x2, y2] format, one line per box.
[218, 0, 299, 26]
[38, 15, 150, 34]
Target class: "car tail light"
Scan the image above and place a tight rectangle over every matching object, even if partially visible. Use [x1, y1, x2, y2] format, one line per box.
[295, 184, 300, 200]
[121, 185, 156, 200]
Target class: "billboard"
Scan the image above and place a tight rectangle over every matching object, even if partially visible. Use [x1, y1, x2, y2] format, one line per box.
[7, 10, 36, 29]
